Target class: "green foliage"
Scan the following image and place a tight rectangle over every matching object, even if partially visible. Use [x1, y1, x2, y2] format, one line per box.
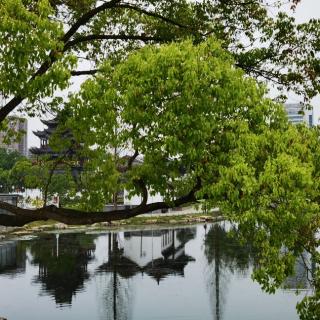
[0, 0, 76, 115]
[9, 157, 77, 206]
[0, 147, 23, 170]
[73, 151, 119, 211]
[67, 38, 287, 205]
[0, 147, 24, 192]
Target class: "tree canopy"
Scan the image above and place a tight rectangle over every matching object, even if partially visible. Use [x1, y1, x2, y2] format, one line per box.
[0, 0, 320, 122]
[0, 37, 289, 218]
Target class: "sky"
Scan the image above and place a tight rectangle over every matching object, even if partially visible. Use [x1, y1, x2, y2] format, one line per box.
[26, 0, 320, 148]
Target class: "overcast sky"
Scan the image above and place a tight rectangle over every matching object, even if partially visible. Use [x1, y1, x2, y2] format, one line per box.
[27, 0, 320, 148]
[286, 0, 320, 123]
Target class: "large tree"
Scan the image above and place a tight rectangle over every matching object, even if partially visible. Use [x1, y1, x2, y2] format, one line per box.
[1, 1, 319, 213]
[0, 0, 319, 227]
[0, 38, 292, 224]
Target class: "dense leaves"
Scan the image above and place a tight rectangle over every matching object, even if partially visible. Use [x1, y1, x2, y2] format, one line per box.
[0, 0, 320, 120]
[65, 39, 284, 207]
[0, 147, 24, 192]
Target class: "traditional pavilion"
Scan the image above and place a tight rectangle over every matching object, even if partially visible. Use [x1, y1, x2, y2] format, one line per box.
[29, 118, 60, 158]
[29, 117, 83, 181]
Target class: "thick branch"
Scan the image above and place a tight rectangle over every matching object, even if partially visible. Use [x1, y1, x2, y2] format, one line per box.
[0, 179, 200, 226]
[0, 96, 24, 123]
[62, 0, 121, 43]
[127, 150, 139, 170]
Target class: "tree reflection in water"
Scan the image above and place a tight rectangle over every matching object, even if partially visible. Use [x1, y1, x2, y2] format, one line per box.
[204, 222, 318, 320]
[28, 233, 96, 305]
[0, 225, 317, 319]
[204, 223, 256, 320]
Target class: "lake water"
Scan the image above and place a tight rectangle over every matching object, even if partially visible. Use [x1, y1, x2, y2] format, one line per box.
[0, 223, 309, 320]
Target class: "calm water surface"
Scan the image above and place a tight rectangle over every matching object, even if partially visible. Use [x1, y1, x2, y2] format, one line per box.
[0, 223, 308, 320]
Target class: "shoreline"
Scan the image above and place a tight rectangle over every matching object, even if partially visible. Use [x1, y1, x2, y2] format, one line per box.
[0, 211, 224, 240]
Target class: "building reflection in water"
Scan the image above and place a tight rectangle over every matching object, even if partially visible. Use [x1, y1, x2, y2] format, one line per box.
[0, 241, 26, 276]
[29, 233, 96, 306]
[96, 227, 196, 320]
[0, 224, 314, 319]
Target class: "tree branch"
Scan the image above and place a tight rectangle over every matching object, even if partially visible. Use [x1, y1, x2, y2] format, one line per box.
[118, 3, 194, 32]
[71, 69, 99, 76]
[62, 0, 122, 43]
[0, 178, 201, 226]
[0, 0, 194, 123]
[64, 34, 168, 51]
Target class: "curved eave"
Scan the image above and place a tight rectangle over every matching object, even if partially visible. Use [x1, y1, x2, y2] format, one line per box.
[41, 118, 58, 127]
[33, 130, 49, 139]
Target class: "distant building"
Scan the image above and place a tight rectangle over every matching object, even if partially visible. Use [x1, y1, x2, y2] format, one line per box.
[284, 103, 313, 127]
[29, 118, 59, 157]
[0, 117, 28, 156]
[29, 117, 84, 182]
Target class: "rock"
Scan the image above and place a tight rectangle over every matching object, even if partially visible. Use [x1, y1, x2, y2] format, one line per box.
[40, 224, 55, 230]
[91, 223, 101, 228]
[0, 235, 5, 240]
[0, 317, 7, 320]
[54, 223, 67, 230]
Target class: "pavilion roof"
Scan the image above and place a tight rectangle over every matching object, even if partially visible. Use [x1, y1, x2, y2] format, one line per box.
[40, 118, 58, 127]
[33, 130, 49, 139]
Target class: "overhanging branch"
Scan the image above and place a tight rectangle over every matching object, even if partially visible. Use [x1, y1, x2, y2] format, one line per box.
[62, 0, 122, 43]
[0, 178, 201, 226]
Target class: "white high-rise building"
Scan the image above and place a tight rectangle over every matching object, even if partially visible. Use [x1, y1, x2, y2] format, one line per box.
[0, 116, 28, 156]
[284, 103, 313, 127]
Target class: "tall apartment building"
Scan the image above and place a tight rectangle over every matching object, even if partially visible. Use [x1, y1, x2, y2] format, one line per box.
[284, 103, 313, 127]
[0, 116, 28, 156]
